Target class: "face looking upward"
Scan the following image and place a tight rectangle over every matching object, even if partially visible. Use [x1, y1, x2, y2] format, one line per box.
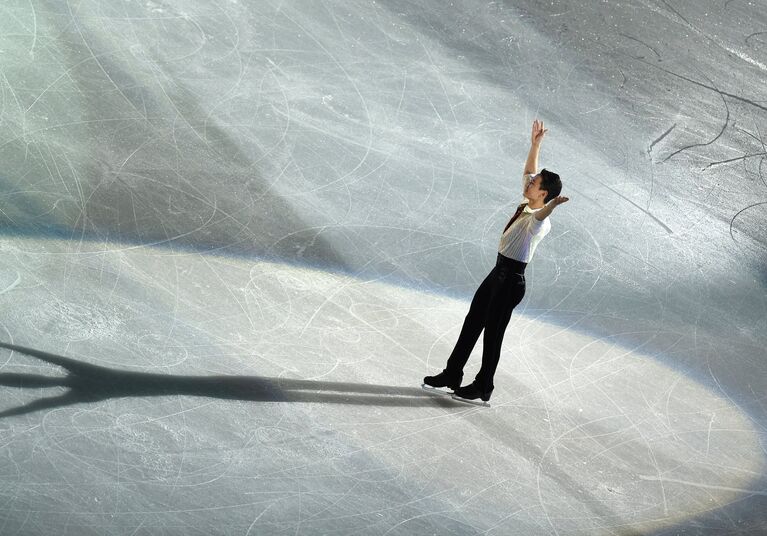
[525, 174, 548, 205]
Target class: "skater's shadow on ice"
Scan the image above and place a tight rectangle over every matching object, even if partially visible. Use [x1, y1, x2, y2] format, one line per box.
[0, 342, 455, 418]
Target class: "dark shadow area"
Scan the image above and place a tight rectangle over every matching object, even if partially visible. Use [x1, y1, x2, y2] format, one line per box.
[0, 2, 351, 271]
[0, 342, 461, 418]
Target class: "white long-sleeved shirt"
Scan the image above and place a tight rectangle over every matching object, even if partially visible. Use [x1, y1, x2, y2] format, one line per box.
[497, 174, 551, 262]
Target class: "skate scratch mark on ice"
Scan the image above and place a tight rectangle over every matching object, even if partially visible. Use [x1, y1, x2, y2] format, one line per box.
[413, 39, 459, 229]
[626, 53, 767, 112]
[61, 153, 91, 258]
[598, 180, 673, 233]
[638, 475, 767, 497]
[63, 3, 153, 126]
[0, 119, 132, 153]
[663, 377, 683, 441]
[201, 11, 249, 149]
[702, 342, 765, 436]
[663, 81, 729, 163]
[617, 67, 628, 90]
[729, 201, 767, 242]
[258, 410, 478, 480]
[618, 33, 661, 60]
[24, 53, 117, 115]
[520, 222, 603, 331]
[381, 510, 457, 536]
[736, 122, 767, 182]
[706, 412, 715, 456]
[648, 123, 676, 155]
[200, 256, 257, 331]
[0, 70, 29, 158]
[609, 246, 662, 272]
[128, 519, 146, 536]
[703, 152, 767, 171]
[245, 503, 275, 536]
[0, 272, 20, 295]
[82, 180, 241, 253]
[130, 401, 216, 427]
[306, 487, 455, 524]
[146, 62, 212, 146]
[658, 0, 691, 26]
[566, 336, 611, 409]
[536, 415, 619, 536]
[28, 0, 38, 58]
[161, 17, 209, 63]
[508, 330, 663, 411]
[482, 504, 539, 533]
[745, 31, 767, 46]
[754, 124, 767, 186]
[294, 262, 427, 363]
[578, 225, 604, 293]
[395, 71, 408, 122]
[656, 0, 767, 71]
[579, 102, 609, 115]
[279, 12, 374, 195]
[457, 472, 510, 508]
[77, 498, 297, 515]
[168, 396, 191, 497]
[594, 380, 670, 516]
[304, 487, 360, 523]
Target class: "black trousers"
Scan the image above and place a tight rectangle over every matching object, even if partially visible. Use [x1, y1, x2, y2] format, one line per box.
[445, 253, 526, 392]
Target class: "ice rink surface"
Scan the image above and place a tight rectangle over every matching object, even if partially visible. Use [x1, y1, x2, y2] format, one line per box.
[0, 0, 765, 534]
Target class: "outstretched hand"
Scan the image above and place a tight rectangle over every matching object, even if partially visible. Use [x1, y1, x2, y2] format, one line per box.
[531, 119, 548, 145]
[549, 196, 569, 206]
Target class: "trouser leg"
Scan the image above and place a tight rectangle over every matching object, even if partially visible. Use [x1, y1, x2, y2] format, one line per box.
[474, 273, 525, 392]
[444, 268, 498, 375]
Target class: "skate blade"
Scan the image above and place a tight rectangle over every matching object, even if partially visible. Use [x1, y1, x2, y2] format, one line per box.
[421, 384, 454, 396]
[451, 394, 491, 407]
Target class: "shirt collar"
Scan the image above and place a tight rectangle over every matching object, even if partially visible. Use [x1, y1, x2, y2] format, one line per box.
[523, 203, 543, 213]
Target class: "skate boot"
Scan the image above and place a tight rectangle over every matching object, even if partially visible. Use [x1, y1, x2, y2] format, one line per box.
[421, 370, 462, 395]
[452, 383, 493, 407]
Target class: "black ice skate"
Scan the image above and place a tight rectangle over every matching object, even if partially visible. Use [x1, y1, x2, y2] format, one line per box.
[452, 383, 492, 407]
[421, 370, 462, 395]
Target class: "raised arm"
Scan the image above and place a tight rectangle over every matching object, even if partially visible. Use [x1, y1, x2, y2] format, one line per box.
[523, 119, 548, 195]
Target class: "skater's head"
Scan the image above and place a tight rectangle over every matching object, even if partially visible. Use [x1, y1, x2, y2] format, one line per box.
[531, 169, 561, 204]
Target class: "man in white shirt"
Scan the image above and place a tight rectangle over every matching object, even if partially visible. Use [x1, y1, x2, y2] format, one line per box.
[423, 119, 569, 404]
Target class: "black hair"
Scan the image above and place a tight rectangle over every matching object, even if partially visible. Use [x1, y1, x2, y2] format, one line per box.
[539, 169, 562, 203]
